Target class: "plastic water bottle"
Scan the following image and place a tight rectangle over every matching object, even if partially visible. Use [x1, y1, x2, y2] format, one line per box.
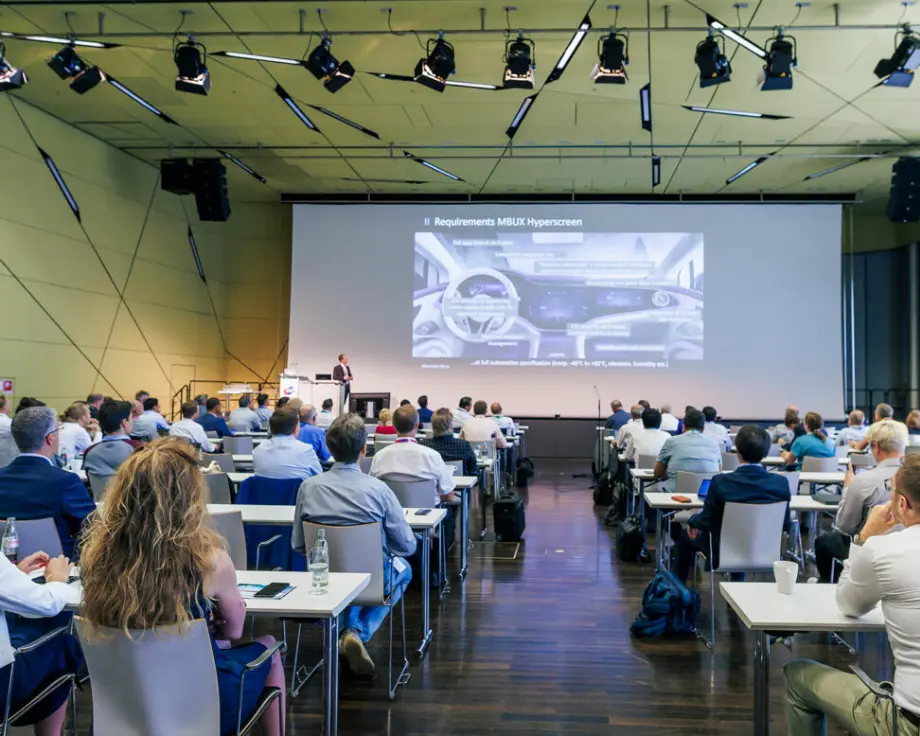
[2, 518, 19, 565]
[309, 529, 329, 595]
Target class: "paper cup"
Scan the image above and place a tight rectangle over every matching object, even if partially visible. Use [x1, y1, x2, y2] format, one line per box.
[773, 561, 798, 595]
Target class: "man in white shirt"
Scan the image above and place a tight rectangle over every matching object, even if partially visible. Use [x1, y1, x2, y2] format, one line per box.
[253, 410, 322, 480]
[624, 408, 670, 463]
[835, 409, 868, 448]
[460, 400, 508, 449]
[453, 397, 473, 428]
[852, 403, 895, 452]
[132, 397, 169, 440]
[169, 401, 216, 452]
[316, 399, 335, 429]
[489, 402, 516, 436]
[659, 404, 679, 433]
[615, 405, 644, 451]
[784, 455, 920, 735]
[702, 406, 732, 452]
[0, 395, 14, 469]
[228, 396, 262, 432]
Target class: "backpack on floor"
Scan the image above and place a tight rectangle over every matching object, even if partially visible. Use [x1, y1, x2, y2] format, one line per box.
[615, 515, 649, 562]
[603, 482, 629, 526]
[516, 457, 535, 487]
[593, 468, 615, 506]
[630, 568, 701, 638]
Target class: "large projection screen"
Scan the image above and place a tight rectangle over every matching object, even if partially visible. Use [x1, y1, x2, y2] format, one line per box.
[290, 204, 843, 419]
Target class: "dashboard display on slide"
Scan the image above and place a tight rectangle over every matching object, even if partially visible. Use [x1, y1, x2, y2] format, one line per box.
[412, 231, 704, 368]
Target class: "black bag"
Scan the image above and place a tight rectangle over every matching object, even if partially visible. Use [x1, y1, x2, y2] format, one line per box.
[603, 482, 628, 526]
[516, 457, 535, 487]
[630, 568, 701, 637]
[493, 491, 526, 542]
[615, 515, 649, 562]
[593, 468, 615, 506]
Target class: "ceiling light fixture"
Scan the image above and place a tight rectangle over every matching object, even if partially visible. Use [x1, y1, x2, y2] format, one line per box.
[592, 31, 629, 84]
[546, 14, 591, 83]
[761, 29, 797, 91]
[652, 156, 661, 187]
[707, 14, 767, 58]
[307, 104, 381, 139]
[306, 35, 354, 93]
[188, 226, 206, 282]
[39, 147, 80, 221]
[212, 50, 302, 65]
[174, 35, 210, 96]
[695, 32, 732, 88]
[725, 156, 769, 185]
[11, 33, 117, 49]
[48, 42, 105, 94]
[803, 158, 873, 181]
[682, 105, 790, 120]
[506, 93, 537, 139]
[216, 150, 267, 184]
[0, 42, 27, 92]
[640, 83, 651, 132]
[445, 80, 500, 90]
[875, 24, 920, 87]
[415, 33, 456, 93]
[275, 84, 320, 132]
[503, 33, 535, 89]
[402, 151, 464, 181]
[107, 76, 176, 123]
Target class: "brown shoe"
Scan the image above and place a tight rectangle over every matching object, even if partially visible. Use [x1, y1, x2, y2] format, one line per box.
[340, 629, 375, 676]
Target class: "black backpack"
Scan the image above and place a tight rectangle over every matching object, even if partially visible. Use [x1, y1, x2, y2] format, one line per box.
[515, 457, 535, 487]
[592, 468, 615, 506]
[615, 515, 649, 563]
[630, 569, 701, 637]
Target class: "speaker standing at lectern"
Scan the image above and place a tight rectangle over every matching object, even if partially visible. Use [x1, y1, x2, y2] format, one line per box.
[333, 353, 353, 403]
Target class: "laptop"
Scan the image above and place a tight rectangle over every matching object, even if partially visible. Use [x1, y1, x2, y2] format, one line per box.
[697, 478, 712, 499]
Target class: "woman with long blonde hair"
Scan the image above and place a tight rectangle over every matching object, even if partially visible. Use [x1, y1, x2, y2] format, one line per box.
[79, 438, 285, 735]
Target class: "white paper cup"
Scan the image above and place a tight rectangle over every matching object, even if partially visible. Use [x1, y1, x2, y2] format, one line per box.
[773, 561, 798, 595]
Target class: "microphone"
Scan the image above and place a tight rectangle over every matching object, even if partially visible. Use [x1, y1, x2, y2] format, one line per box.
[593, 385, 600, 400]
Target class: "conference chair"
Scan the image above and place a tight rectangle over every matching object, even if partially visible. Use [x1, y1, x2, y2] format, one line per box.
[205, 430, 220, 440]
[720, 453, 740, 471]
[445, 459, 464, 477]
[636, 454, 657, 470]
[693, 501, 788, 649]
[300, 521, 410, 701]
[374, 434, 398, 451]
[836, 445, 851, 460]
[850, 453, 877, 471]
[237, 476, 302, 571]
[767, 443, 782, 457]
[675, 471, 717, 497]
[773, 471, 805, 564]
[0, 518, 64, 559]
[74, 617, 282, 736]
[202, 453, 236, 473]
[86, 471, 111, 502]
[222, 436, 254, 455]
[359, 456, 373, 474]
[381, 478, 448, 590]
[802, 456, 838, 473]
[906, 444, 920, 456]
[209, 510, 247, 569]
[204, 472, 233, 505]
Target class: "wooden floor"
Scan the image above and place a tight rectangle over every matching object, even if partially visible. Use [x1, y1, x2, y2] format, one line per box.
[70, 460, 884, 735]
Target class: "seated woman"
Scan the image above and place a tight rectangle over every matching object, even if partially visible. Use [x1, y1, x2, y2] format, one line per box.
[374, 408, 397, 436]
[780, 411, 835, 469]
[79, 439, 286, 735]
[907, 410, 920, 446]
[58, 403, 97, 464]
[0, 550, 80, 735]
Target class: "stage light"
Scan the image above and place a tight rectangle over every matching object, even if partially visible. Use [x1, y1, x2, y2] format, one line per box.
[875, 25, 920, 87]
[0, 43, 27, 92]
[640, 83, 651, 132]
[682, 105, 790, 120]
[107, 76, 175, 122]
[415, 34, 455, 93]
[306, 36, 354, 93]
[503, 34, 535, 89]
[652, 156, 661, 187]
[213, 50, 302, 65]
[546, 14, 591, 83]
[707, 14, 767, 59]
[174, 36, 210, 96]
[275, 84, 320, 132]
[592, 32, 628, 84]
[725, 156, 768, 185]
[695, 34, 731, 88]
[402, 151, 464, 181]
[761, 31, 796, 91]
[47, 43, 105, 94]
[506, 93, 537, 139]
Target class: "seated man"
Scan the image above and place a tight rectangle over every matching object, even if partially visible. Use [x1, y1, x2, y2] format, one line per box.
[316, 398, 335, 429]
[615, 405, 645, 452]
[0, 394, 15, 469]
[228, 396, 262, 432]
[421, 408, 477, 477]
[0, 406, 96, 558]
[702, 406, 732, 452]
[132, 397, 169, 440]
[453, 396, 473, 428]
[83, 399, 139, 479]
[852, 402, 895, 452]
[671, 425, 791, 582]
[490, 402, 516, 436]
[194, 397, 234, 438]
[835, 409, 868, 448]
[623, 408, 669, 463]
[783, 458, 920, 735]
[654, 408, 722, 491]
[460, 400, 508, 450]
[658, 403, 680, 433]
[772, 407, 804, 448]
[297, 404, 332, 463]
[253, 410, 322, 480]
[254, 393, 273, 426]
[605, 400, 631, 432]
[86, 393, 104, 420]
[416, 395, 433, 425]
[168, 400, 216, 452]
[195, 393, 209, 418]
[292, 413, 416, 676]
[814, 420, 907, 582]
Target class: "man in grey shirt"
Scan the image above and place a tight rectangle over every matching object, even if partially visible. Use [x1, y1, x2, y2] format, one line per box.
[835, 409, 868, 448]
[228, 396, 262, 432]
[655, 408, 722, 491]
[814, 419, 907, 581]
[292, 412, 416, 677]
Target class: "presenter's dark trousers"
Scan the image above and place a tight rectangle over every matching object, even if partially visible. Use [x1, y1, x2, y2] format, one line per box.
[815, 530, 851, 582]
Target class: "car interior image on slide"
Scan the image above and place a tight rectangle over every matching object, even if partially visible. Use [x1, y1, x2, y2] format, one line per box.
[412, 231, 704, 363]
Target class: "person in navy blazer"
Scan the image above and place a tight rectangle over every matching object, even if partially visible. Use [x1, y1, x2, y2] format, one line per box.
[0, 407, 95, 559]
[672, 424, 791, 582]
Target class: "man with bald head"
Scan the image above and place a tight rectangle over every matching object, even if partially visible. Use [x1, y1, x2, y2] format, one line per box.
[836, 409, 868, 448]
[616, 404, 645, 451]
[297, 403, 331, 462]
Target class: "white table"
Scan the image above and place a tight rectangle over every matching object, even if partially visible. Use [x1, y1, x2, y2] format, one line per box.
[231, 454, 254, 468]
[78, 469, 254, 485]
[761, 456, 849, 468]
[720, 582, 885, 736]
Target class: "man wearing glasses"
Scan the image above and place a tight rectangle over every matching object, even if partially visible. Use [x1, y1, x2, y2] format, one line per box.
[0, 406, 95, 558]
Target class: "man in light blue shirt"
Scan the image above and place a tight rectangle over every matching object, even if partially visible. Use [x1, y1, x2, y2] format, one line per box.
[132, 397, 169, 440]
[297, 404, 332, 463]
[655, 408, 722, 491]
[702, 406, 732, 452]
[836, 409, 868, 447]
[255, 394, 272, 426]
[228, 396, 262, 432]
[253, 410, 321, 480]
[292, 413, 415, 677]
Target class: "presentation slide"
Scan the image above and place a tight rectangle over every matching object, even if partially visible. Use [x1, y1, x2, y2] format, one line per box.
[290, 204, 843, 419]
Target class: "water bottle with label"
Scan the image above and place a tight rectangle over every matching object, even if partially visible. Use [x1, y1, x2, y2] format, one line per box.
[309, 529, 329, 595]
[2, 518, 20, 566]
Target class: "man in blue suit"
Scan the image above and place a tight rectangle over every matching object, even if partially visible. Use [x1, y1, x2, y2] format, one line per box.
[672, 424, 791, 582]
[0, 406, 96, 558]
[194, 397, 234, 438]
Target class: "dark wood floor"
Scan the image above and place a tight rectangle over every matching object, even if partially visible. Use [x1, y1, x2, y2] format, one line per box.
[71, 461, 884, 735]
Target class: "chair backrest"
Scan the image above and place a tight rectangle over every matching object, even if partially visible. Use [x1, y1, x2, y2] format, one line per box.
[205, 430, 219, 440]
[720, 453, 740, 471]
[203, 472, 232, 505]
[208, 510, 247, 569]
[445, 460, 464, 477]
[374, 434, 398, 450]
[203, 454, 235, 473]
[851, 453, 877, 470]
[221, 436, 253, 455]
[774, 471, 802, 496]
[381, 477, 437, 508]
[767, 443, 781, 457]
[836, 445, 851, 459]
[74, 617, 220, 736]
[802, 456, 838, 473]
[359, 456, 373, 474]
[301, 521, 384, 605]
[237, 476, 302, 506]
[87, 471, 111, 502]
[907, 444, 920, 456]
[675, 470, 717, 496]
[0, 518, 63, 558]
[471, 441, 495, 461]
[636, 454, 657, 470]
[716, 501, 788, 572]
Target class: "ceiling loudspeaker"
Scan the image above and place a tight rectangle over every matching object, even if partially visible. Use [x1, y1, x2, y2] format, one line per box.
[160, 158, 193, 195]
[191, 159, 231, 222]
[887, 157, 920, 223]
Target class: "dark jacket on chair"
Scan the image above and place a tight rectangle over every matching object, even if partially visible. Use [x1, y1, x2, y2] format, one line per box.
[0, 455, 96, 558]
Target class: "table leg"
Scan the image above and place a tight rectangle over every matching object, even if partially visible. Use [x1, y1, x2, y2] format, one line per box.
[656, 508, 663, 570]
[753, 630, 771, 736]
[459, 488, 469, 580]
[323, 615, 339, 736]
[419, 527, 433, 654]
[639, 479, 646, 527]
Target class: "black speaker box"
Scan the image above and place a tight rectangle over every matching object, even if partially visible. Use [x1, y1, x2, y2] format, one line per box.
[160, 159, 193, 195]
[191, 159, 231, 222]
[887, 157, 920, 223]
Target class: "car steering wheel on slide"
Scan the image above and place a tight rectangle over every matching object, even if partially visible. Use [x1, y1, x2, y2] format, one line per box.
[440, 269, 520, 343]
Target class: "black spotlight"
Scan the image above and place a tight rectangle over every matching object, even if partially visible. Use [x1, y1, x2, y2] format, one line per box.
[0, 43, 27, 92]
[695, 33, 731, 88]
[593, 31, 629, 84]
[875, 25, 920, 87]
[174, 36, 210, 95]
[306, 36, 355, 93]
[48, 44, 105, 94]
[761, 30, 796, 91]
[415, 34, 455, 92]
[503, 33, 535, 89]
